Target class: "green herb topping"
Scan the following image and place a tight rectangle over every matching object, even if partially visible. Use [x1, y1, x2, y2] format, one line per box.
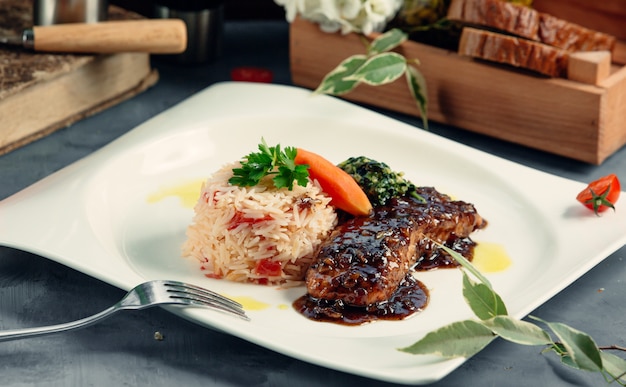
[229, 139, 310, 190]
[338, 156, 425, 206]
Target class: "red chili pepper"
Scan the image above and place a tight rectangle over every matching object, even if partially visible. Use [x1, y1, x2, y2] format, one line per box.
[230, 67, 273, 83]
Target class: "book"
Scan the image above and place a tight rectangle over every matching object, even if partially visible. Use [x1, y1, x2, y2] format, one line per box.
[0, 1, 158, 155]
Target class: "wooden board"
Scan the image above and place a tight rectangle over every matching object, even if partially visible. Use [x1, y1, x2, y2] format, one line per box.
[0, 1, 158, 155]
[289, 16, 626, 165]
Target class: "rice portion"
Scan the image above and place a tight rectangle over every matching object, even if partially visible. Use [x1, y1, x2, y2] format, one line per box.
[182, 162, 338, 286]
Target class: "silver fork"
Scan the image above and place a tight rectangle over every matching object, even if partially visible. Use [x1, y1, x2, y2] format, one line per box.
[0, 280, 249, 342]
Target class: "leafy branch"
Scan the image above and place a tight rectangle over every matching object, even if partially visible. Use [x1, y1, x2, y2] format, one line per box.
[313, 29, 429, 130]
[399, 243, 626, 385]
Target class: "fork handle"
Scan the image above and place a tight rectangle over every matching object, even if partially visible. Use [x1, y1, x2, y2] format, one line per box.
[0, 306, 118, 342]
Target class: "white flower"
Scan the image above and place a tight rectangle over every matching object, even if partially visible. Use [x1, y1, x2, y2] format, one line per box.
[274, 0, 403, 35]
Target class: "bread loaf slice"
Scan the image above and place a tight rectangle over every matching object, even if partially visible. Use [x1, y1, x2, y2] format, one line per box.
[448, 0, 616, 52]
[458, 27, 569, 77]
[448, 0, 540, 40]
[538, 13, 616, 52]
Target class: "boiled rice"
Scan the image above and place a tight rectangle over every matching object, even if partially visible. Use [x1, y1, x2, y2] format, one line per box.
[182, 162, 338, 286]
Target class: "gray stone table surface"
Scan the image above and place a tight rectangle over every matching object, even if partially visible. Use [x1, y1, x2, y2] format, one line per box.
[1, 20, 625, 387]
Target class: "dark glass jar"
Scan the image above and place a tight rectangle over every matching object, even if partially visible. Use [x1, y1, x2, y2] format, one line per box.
[153, 0, 224, 64]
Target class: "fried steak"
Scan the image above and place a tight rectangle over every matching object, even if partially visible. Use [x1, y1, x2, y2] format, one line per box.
[305, 187, 486, 307]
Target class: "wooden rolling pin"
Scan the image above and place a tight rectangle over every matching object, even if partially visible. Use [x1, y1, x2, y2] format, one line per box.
[0, 19, 187, 54]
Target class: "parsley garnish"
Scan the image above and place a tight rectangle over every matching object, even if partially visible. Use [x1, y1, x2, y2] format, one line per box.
[229, 139, 310, 190]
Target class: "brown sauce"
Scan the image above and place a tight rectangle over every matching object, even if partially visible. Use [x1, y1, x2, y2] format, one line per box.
[294, 235, 476, 325]
[293, 274, 429, 325]
[414, 236, 476, 271]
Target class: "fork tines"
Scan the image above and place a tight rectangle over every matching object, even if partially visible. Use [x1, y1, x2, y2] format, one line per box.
[162, 281, 249, 320]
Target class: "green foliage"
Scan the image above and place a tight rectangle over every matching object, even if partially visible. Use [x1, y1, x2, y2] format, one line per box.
[405, 65, 428, 129]
[400, 239, 626, 384]
[399, 320, 495, 357]
[461, 271, 507, 320]
[314, 55, 367, 95]
[484, 316, 551, 346]
[229, 138, 309, 190]
[345, 52, 407, 85]
[367, 28, 408, 55]
[314, 29, 428, 129]
[601, 352, 626, 384]
[531, 316, 603, 372]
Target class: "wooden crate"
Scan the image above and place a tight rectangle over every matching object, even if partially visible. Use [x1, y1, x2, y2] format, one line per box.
[289, 9, 626, 165]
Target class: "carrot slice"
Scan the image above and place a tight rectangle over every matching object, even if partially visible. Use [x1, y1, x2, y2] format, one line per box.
[295, 148, 372, 217]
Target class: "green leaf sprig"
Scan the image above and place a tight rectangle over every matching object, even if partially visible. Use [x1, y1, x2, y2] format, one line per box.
[229, 139, 309, 190]
[400, 242, 626, 385]
[314, 28, 429, 130]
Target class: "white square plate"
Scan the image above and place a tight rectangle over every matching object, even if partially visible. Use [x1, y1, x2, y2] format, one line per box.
[1, 83, 625, 385]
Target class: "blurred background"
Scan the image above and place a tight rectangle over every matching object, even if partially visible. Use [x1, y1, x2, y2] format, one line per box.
[109, 0, 285, 20]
